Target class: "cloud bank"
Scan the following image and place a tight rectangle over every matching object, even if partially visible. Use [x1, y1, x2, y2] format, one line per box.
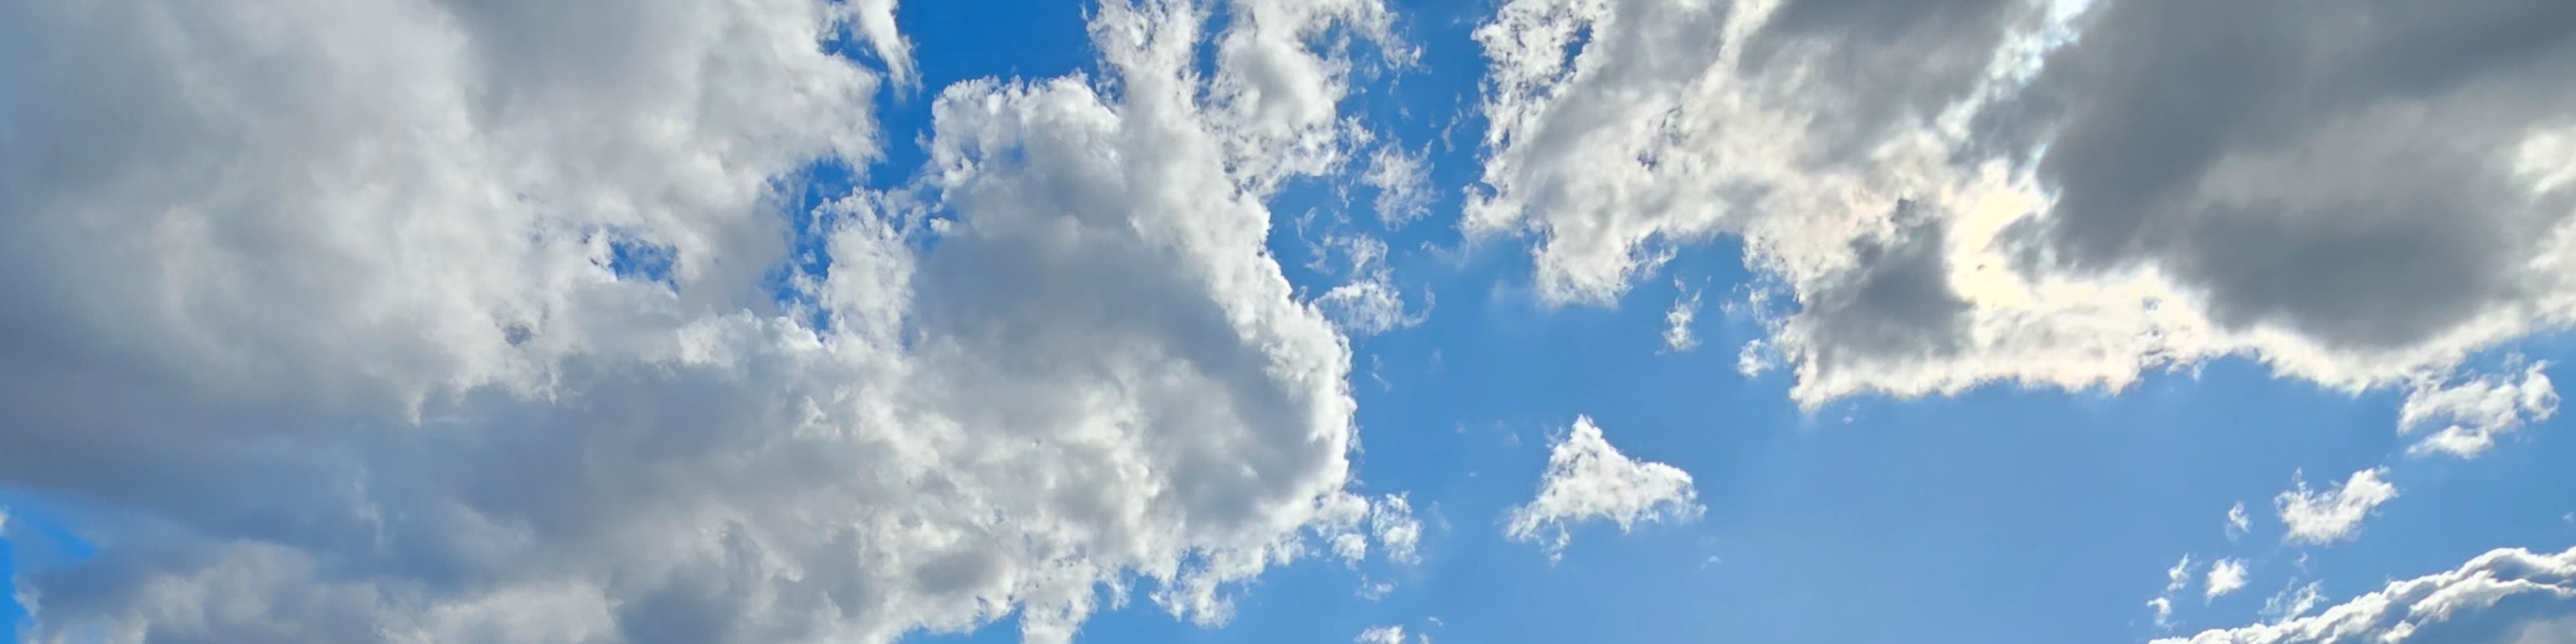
[1468, 0, 2576, 406]
[0, 0, 1418, 642]
[2158, 547, 2576, 644]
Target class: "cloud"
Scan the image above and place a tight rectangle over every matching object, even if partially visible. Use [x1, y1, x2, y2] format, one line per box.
[1664, 282, 1704, 353]
[2151, 597, 2178, 629]
[1504, 416, 1704, 558]
[1357, 624, 1429, 644]
[1363, 143, 1435, 228]
[2400, 362, 2561, 458]
[1467, 0, 2576, 407]
[2276, 469, 2400, 546]
[1313, 234, 1429, 337]
[2171, 556, 2201, 592]
[0, 0, 1417, 642]
[2157, 546, 2576, 644]
[2209, 559, 2251, 600]
[2263, 581, 2328, 624]
[2227, 502, 2252, 541]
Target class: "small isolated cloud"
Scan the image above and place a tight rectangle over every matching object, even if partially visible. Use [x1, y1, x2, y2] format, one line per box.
[1664, 281, 1704, 353]
[1357, 624, 1430, 644]
[2277, 468, 2399, 546]
[2400, 362, 2561, 458]
[2151, 597, 2178, 630]
[2208, 559, 2250, 600]
[1363, 143, 1434, 228]
[2159, 546, 2576, 644]
[1313, 234, 1430, 337]
[1372, 495, 1424, 566]
[1504, 416, 1704, 558]
[2227, 502, 2252, 541]
[2171, 556, 2201, 593]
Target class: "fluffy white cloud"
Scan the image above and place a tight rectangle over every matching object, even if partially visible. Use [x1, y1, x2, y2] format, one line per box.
[2400, 362, 2561, 458]
[1504, 416, 1704, 558]
[2276, 469, 2400, 546]
[1467, 0, 2576, 407]
[0, 0, 1419, 642]
[2209, 559, 2251, 600]
[2157, 546, 2576, 644]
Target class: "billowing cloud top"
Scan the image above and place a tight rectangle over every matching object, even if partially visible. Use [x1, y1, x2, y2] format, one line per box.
[6, 0, 2576, 642]
[1468, 0, 2576, 405]
[0, 0, 1419, 642]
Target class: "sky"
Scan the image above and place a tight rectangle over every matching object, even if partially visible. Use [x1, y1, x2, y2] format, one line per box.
[3, 1, 2576, 643]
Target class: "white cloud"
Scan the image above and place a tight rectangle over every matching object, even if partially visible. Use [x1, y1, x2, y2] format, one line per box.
[2227, 502, 2253, 541]
[1363, 143, 1435, 228]
[2208, 559, 2250, 601]
[1357, 624, 1429, 644]
[2172, 556, 2201, 593]
[1309, 234, 1428, 337]
[2400, 362, 2561, 458]
[0, 0, 1419, 642]
[1467, 0, 2576, 409]
[2276, 468, 2400, 546]
[2262, 581, 2328, 624]
[2151, 597, 2178, 630]
[2159, 546, 2576, 644]
[1664, 282, 1704, 353]
[1504, 416, 1704, 558]
[1370, 495, 1424, 566]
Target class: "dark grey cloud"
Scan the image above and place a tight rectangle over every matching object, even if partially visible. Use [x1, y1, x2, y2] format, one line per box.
[2014, 0, 2576, 350]
[1474, 0, 2576, 403]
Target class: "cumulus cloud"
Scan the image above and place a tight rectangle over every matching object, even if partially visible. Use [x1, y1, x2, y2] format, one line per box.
[2276, 469, 2400, 546]
[2400, 362, 2561, 458]
[1467, 0, 2576, 407]
[2208, 559, 2250, 601]
[1504, 416, 1703, 558]
[2157, 546, 2576, 644]
[0, 0, 1419, 642]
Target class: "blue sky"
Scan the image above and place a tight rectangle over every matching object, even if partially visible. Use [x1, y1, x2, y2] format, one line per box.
[7, 1, 2576, 643]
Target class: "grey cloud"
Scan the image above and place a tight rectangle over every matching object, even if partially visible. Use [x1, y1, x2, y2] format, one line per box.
[2014, 0, 2576, 350]
[0, 1, 1416, 643]
[1793, 204, 1972, 371]
[1472, 0, 2576, 404]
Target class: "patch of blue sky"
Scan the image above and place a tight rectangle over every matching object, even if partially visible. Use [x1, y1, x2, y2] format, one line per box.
[866, 3, 2576, 644]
